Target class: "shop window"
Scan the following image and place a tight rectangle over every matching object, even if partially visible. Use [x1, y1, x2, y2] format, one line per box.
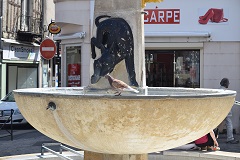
[145, 50, 200, 88]
[17, 67, 38, 89]
[66, 46, 81, 87]
[8, 65, 38, 91]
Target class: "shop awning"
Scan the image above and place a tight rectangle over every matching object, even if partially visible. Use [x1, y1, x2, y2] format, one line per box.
[2, 38, 40, 46]
[53, 32, 86, 41]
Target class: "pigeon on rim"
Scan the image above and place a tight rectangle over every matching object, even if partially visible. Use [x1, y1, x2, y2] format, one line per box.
[105, 74, 139, 96]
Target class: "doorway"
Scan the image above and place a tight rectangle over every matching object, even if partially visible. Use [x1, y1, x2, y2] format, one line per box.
[66, 46, 81, 87]
[145, 50, 200, 88]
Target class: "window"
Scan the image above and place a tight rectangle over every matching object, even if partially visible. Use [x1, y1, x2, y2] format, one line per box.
[17, 67, 38, 89]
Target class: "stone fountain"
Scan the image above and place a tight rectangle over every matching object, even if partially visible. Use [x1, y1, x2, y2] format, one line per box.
[13, 87, 236, 159]
[13, 0, 236, 160]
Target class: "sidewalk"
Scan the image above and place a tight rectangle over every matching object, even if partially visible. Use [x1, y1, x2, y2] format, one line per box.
[170, 133, 240, 153]
[212, 133, 240, 153]
[1, 130, 240, 160]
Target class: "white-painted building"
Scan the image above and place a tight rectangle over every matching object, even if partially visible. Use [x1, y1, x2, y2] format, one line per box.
[53, 0, 240, 133]
[0, 0, 55, 97]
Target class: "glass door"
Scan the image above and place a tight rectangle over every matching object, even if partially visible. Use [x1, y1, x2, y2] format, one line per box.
[145, 50, 200, 88]
[66, 46, 81, 87]
[146, 51, 174, 87]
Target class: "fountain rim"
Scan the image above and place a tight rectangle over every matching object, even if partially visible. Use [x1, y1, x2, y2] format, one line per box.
[13, 87, 236, 99]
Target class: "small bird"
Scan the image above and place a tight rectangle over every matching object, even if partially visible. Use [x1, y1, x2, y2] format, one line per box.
[105, 74, 139, 96]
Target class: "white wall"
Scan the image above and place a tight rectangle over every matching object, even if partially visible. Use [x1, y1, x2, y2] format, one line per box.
[203, 42, 240, 132]
[54, 1, 92, 87]
[45, 0, 55, 24]
[144, 0, 240, 41]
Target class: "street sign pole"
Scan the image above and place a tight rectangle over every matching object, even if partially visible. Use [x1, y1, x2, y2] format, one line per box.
[40, 38, 57, 87]
[55, 64, 58, 87]
[56, 40, 61, 87]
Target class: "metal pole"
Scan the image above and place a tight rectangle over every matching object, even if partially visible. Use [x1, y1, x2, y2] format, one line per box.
[10, 109, 13, 141]
[56, 40, 61, 87]
[0, 2, 3, 99]
[41, 0, 45, 41]
[55, 63, 58, 87]
[0, 0, 2, 50]
[0, 16, 2, 51]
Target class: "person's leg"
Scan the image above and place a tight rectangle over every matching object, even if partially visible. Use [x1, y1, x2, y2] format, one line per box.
[206, 133, 214, 146]
[196, 144, 207, 151]
[225, 116, 234, 141]
[225, 116, 239, 143]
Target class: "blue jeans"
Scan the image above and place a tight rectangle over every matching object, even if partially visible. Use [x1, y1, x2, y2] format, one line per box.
[225, 114, 234, 142]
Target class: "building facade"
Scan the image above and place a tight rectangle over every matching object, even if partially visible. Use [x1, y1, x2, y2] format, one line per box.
[53, 0, 240, 132]
[0, 0, 55, 97]
[144, 0, 240, 133]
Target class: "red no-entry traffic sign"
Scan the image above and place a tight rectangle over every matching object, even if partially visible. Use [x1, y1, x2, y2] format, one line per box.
[40, 39, 56, 60]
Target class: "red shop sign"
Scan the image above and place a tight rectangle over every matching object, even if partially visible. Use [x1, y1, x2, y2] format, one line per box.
[68, 64, 81, 87]
[144, 9, 180, 24]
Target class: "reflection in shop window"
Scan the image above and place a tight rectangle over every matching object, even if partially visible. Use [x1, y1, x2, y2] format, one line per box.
[175, 50, 200, 88]
[17, 68, 38, 89]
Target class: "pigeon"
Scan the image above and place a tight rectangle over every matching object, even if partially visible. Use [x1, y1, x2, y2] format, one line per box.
[105, 74, 139, 96]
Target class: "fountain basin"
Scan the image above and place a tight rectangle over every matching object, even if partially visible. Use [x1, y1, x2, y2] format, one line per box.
[13, 87, 236, 154]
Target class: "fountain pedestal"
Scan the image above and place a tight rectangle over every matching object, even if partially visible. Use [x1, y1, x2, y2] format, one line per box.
[89, 0, 145, 158]
[85, 151, 147, 160]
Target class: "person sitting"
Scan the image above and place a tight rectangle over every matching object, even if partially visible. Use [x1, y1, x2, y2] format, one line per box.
[194, 130, 220, 151]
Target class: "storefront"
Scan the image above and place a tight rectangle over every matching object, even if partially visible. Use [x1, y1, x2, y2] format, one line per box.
[53, 33, 86, 87]
[0, 39, 40, 97]
[144, 0, 240, 132]
[144, 0, 240, 90]
[54, 0, 93, 87]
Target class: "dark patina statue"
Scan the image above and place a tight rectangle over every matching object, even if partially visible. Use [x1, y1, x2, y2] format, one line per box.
[91, 15, 139, 87]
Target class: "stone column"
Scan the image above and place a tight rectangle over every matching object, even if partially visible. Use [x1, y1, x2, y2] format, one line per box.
[90, 0, 146, 88]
